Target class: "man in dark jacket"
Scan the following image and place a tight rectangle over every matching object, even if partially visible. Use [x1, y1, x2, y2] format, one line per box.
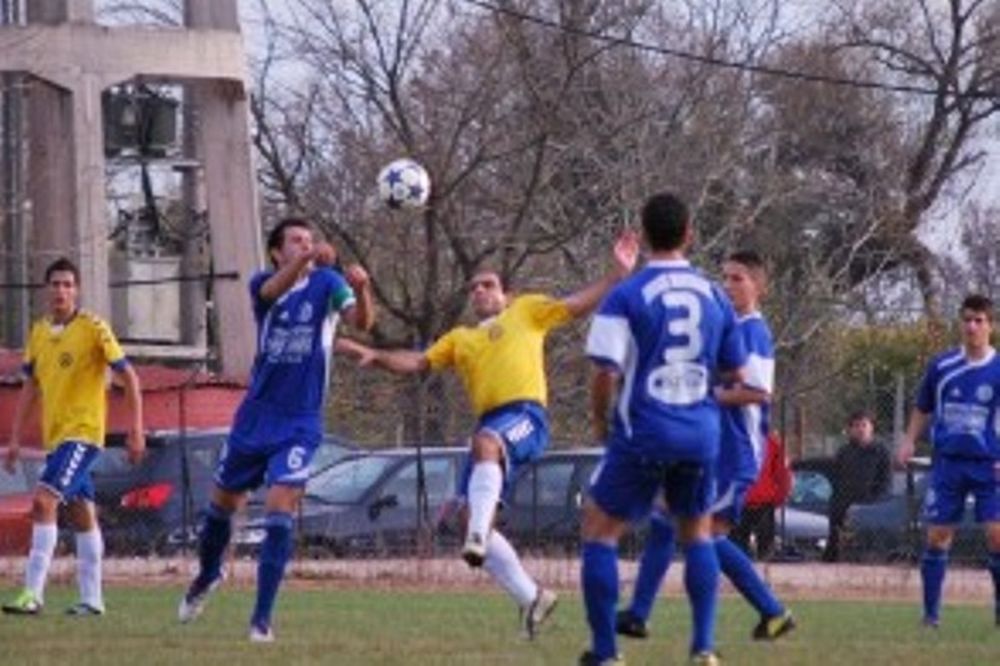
[822, 410, 892, 562]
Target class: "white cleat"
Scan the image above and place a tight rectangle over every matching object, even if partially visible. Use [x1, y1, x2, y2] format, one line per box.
[461, 532, 487, 568]
[521, 587, 558, 640]
[178, 575, 222, 624]
[249, 624, 275, 643]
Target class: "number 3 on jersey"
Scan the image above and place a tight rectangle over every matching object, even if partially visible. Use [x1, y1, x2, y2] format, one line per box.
[647, 291, 708, 405]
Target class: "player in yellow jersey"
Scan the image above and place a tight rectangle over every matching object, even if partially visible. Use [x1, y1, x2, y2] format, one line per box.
[2, 257, 144, 617]
[340, 231, 638, 638]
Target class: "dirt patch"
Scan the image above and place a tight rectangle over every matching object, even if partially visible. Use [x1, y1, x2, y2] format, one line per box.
[0, 556, 992, 604]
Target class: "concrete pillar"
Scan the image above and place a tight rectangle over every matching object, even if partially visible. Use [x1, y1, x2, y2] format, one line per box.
[27, 0, 93, 24]
[185, 0, 260, 378]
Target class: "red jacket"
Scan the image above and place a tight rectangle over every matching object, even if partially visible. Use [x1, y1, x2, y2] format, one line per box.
[745, 433, 792, 507]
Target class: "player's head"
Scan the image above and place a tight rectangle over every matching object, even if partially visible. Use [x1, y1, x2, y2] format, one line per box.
[959, 293, 993, 353]
[44, 257, 79, 320]
[846, 409, 875, 445]
[267, 217, 315, 268]
[641, 192, 692, 253]
[467, 268, 509, 320]
[722, 250, 767, 314]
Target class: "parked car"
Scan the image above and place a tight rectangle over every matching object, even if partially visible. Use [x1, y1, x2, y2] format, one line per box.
[236, 446, 468, 557]
[842, 458, 986, 563]
[92, 429, 228, 554]
[0, 448, 44, 555]
[501, 448, 828, 557]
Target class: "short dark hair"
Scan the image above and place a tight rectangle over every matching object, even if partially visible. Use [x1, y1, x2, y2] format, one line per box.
[641, 192, 690, 251]
[267, 217, 313, 265]
[848, 409, 874, 425]
[961, 293, 994, 321]
[726, 249, 766, 273]
[44, 257, 80, 285]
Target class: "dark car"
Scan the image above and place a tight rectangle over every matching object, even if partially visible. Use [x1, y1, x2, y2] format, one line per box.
[92, 429, 228, 554]
[502, 448, 828, 557]
[236, 446, 468, 557]
[0, 448, 45, 555]
[842, 458, 986, 563]
[94, 430, 356, 555]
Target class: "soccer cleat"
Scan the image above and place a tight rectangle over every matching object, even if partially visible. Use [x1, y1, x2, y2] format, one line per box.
[752, 610, 796, 641]
[461, 532, 487, 568]
[921, 616, 940, 629]
[520, 587, 558, 639]
[578, 650, 626, 665]
[690, 651, 721, 665]
[615, 609, 649, 639]
[65, 602, 105, 617]
[249, 623, 275, 643]
[2, 589, 42, 616]
[178, 574, 223, 624]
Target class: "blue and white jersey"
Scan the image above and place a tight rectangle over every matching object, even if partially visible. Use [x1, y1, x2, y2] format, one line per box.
[586, 260, 747, 463]
[719, 313, 775, 481]
[242, 267, 356, 420]
[915, 346, 1000, 459]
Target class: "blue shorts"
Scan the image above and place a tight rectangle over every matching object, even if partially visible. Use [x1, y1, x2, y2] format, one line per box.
[589, 446, 716, 523]
[216, 405, 322, 492]
[923, 456, 1000, 525]
[458, 401, 549, 500]
[39, 441, 101, 503]
[710, 476, 753, 525]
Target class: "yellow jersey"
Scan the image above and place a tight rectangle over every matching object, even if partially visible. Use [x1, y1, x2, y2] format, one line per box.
[23, 310, 127, 449]
[425, 294, 573, 417]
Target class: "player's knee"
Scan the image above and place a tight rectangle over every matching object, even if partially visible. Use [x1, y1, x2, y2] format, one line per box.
[580, 499, 625, 543]
[926, 527, 954, 550]
[470, 432, 504, 462]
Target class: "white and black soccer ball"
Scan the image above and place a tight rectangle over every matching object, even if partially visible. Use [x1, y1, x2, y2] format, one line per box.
[376, 158, 431, 210]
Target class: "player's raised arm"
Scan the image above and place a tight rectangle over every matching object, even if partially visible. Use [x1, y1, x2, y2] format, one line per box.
[341, 264, 375, 332]
[561, 229, 639, 319]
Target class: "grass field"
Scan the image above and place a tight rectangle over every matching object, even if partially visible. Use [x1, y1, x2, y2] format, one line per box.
[0, 584, 997, 665]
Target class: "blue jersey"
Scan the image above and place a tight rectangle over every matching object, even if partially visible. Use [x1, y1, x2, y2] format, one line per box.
[915, 347, 1000, 460]
[719, 313, 775, 482]
[241, 268, 356, 420]
[586, 260, 747, 463]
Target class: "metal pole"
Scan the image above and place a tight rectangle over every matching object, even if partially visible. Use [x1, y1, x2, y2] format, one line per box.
[1, 0, 27, 346]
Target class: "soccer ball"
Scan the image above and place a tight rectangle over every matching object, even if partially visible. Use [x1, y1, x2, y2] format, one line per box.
[377, 158, 431, 209]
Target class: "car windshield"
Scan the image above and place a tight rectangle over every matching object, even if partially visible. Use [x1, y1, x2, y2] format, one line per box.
[306, 455, 394, 504]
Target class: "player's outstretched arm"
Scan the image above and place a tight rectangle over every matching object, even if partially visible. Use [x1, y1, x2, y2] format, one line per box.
[897, 408, 930, 468]
[337, 338, 429, 375]
[342, 264, 375, 332]
[3, 378, 38, 473]
[117, 364, 146, 464]
[562, 229, 640, 319]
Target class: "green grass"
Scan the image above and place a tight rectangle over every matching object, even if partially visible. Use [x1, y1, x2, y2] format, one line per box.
[0, 584, 997, 665]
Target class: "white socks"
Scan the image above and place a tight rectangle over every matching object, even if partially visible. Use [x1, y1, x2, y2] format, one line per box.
[466, 461, 503, 540]
[25, 523, 58, 602]
[75, 529, 104, 610]
[484, 530, 538, 607]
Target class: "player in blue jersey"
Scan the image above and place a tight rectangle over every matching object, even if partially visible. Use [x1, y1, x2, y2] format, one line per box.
[580, 193, 747, 666]
[898, 293, 1000, 628]
[614, 250, 795, 645]
[177, 217, 374, 641]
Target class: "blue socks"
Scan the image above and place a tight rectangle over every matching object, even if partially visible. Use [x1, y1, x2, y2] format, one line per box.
[921, 546, 948, 622]
[716, 536, 783, 618]
[629, 513, 676, 622]
[194, 502, 233, 590]
[251, 512, 294, 630]
[684, 539, 720, 655]
[582, 541, 619, 660]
